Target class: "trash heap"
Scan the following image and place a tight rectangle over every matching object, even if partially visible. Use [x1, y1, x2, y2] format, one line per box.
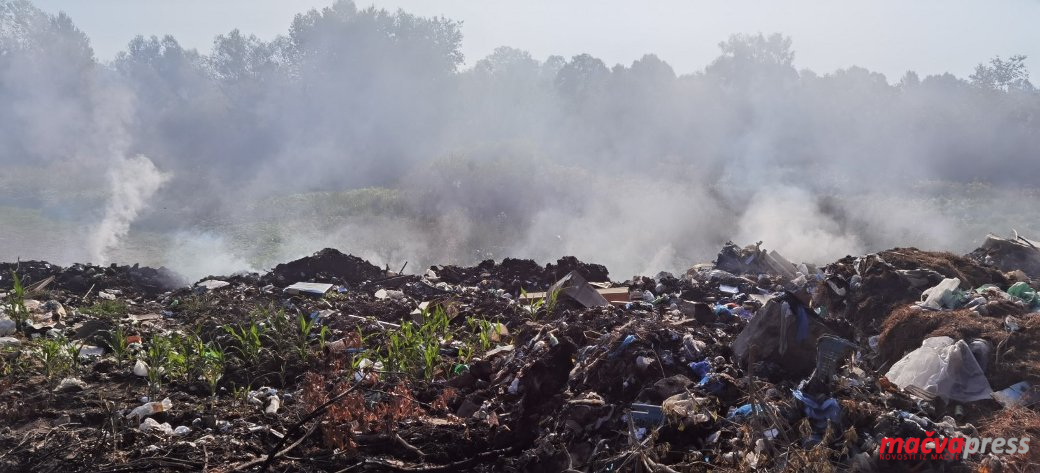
[0, 236, 1039, 472]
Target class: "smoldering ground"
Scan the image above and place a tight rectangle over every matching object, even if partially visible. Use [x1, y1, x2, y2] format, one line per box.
[1, 0, 1038, 280]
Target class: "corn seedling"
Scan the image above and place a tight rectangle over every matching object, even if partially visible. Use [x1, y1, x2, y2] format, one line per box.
[62, 338, 83, 375]
[106, 325, 129, 363]
[34, 337, 73, 379]
[6, 271, 28, 332]
[200, 343, 225, 398]
[422, 342, 440, 381]
[144, 335, 173, 394]
[466, 316, 494, 351]
[224, 321, 264, 366]
[318, 325, 330, 351]
[297, 312, 317, 360]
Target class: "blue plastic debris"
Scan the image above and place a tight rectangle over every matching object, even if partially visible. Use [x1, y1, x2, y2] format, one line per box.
[795, 305, 810, 342]
[727, 403, 758, 420]
[689, 360, 712, 379]
[792, 389, 840, 431]
[609, 334, 637, 358]
[687, 360, 724, 393]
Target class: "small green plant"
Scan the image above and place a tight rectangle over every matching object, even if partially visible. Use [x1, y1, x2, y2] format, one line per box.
[422, 342, 440, 381]
[457, 344, 474, 364]
[224, 321, 265, 366]
[179, 294, 211, 314]
[379, 306, 457, 380]
[466, 316, 495, 351]
[317, 325, 330, 351]
[296, 313, 317, 360]
[144, 335, 173, 394]
[62, 338, 83, 375]
[34, 337, 74, 379]
[545, 288, 561, 316]
[106, 325, 130, 363]
[200, 343, 225, 398]
[6, 271, 28, 331]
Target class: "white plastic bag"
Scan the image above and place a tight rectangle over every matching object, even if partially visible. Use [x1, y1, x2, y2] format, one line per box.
[885, 336, 992, 402]
[918, 278, 962, 310]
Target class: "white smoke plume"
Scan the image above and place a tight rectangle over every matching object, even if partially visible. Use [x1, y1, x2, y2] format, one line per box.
[88, 155, 168, 264]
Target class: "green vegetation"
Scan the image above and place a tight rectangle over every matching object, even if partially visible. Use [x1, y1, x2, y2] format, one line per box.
[6, 271, 28, 332]
[33, 336, 77, 379]
[520, 287, 560, 320]
[81, 300, 129, 319]
[223, 321, 265, 367]
[106, 325, 130, 363]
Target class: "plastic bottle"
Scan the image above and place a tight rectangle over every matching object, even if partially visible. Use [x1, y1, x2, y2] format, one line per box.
[127, 397, 172, 420]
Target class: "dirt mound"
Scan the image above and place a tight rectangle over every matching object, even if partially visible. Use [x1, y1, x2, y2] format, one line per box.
[432, 256, 610, 294]
[0, 260, 184, 296]
[262, 248, 384, 286]
[545, 256, 609, 283]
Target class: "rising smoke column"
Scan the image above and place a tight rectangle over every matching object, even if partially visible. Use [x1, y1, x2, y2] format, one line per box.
[88, 155, 168, 264]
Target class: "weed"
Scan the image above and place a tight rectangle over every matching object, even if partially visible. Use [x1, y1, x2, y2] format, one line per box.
[62, 338, 83, 375]
[179, 294, 211, 314]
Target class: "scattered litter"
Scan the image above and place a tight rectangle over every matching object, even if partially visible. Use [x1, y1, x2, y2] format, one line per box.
[127, 397, 173, 420]
[993, 381, 1040, 407]
[78, 345, 105, 360]
[194, 280, 230, 293]
[283, 282, 334, 296]
[54, 377, 88, 393]
[133, 360, 149, 377]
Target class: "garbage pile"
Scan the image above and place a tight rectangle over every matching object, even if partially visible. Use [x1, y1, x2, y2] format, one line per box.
[1, 238, 1039, 472]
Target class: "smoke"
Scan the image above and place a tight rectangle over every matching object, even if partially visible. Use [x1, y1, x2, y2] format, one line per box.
[2, 1, 1039, 280]
[88, 155, 168, 264]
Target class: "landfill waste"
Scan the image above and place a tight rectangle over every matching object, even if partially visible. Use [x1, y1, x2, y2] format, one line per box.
[971, 231, 1040, 276]
[1, 239, 1040, 471]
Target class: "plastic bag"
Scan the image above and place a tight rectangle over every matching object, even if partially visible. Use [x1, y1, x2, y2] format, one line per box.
[918, 278, 964, 310]
[1007, 282, 1038, 307]
[884, 336, 992, 402]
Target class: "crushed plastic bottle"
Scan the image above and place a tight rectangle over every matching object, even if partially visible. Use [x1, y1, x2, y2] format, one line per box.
[139, 417, 173, 435]
[127, 397, 172, 420]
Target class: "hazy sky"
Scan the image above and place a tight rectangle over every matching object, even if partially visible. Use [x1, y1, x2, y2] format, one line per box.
[31, 0, 1040, 81]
